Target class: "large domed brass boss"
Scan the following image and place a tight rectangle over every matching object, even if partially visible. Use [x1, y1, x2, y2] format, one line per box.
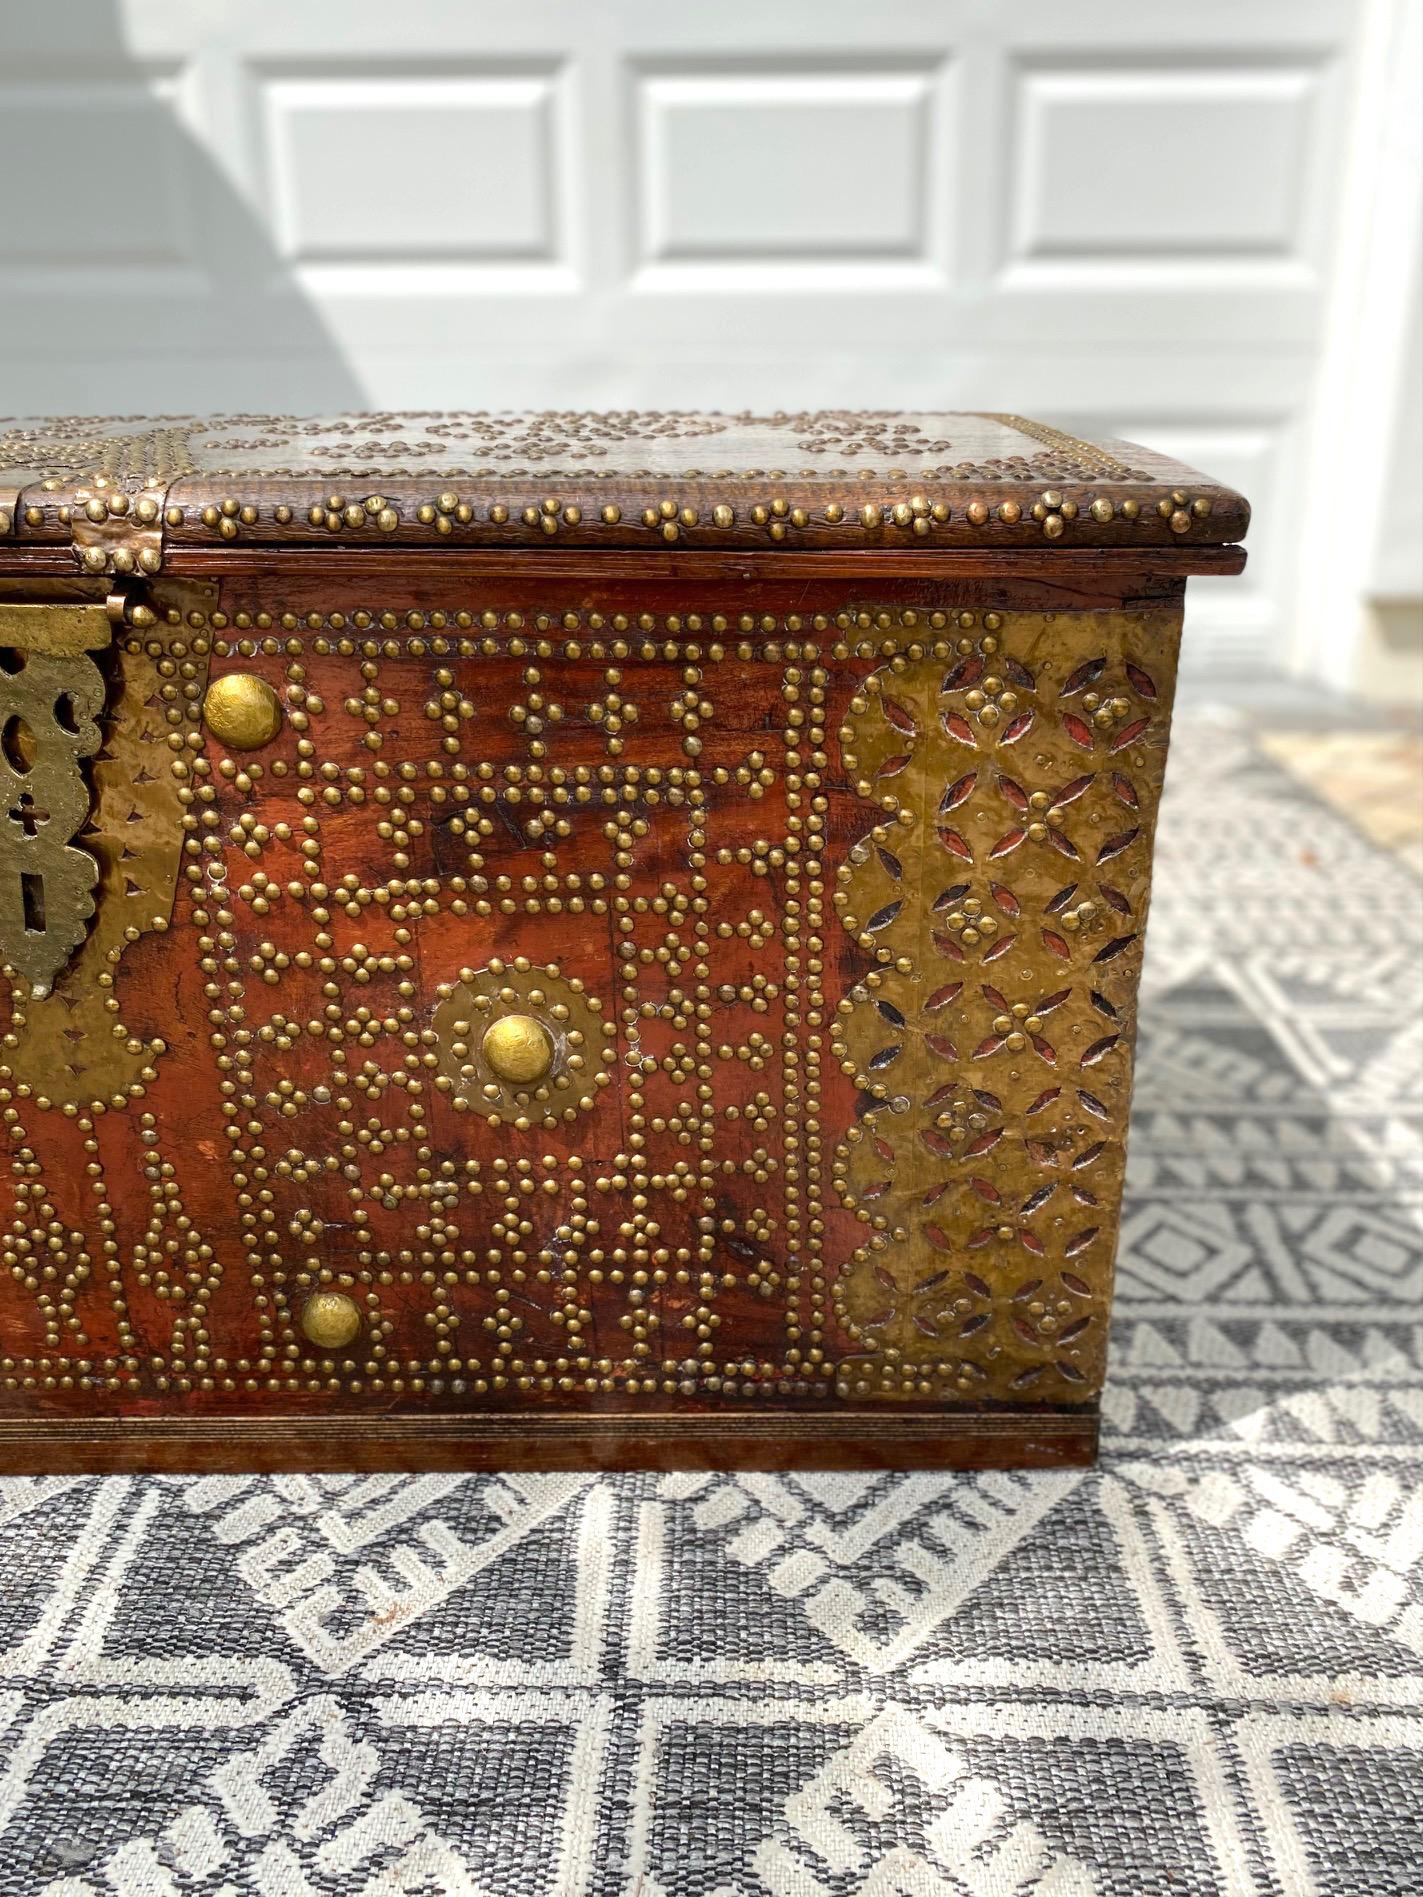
[202, 673, 283, 750]
[481, 1012, 553, 1085]
[299, 1290, 362, 1351]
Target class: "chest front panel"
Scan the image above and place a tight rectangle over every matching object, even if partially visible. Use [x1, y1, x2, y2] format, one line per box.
[0, 575, 1178, 1456]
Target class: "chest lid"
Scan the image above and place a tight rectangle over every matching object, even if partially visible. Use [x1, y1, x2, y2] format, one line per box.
[0, 409, 1247, 577]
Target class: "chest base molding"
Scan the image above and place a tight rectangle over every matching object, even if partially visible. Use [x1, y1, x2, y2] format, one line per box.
[0, 1404, 1097, 1474]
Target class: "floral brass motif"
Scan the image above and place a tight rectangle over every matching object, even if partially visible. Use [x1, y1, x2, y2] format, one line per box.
[831, 606, 1182, 1404]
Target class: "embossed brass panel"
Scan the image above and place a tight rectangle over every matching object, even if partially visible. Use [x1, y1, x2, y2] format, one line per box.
[0, 601, 113, 658]
[830, 608, 1179, 1404]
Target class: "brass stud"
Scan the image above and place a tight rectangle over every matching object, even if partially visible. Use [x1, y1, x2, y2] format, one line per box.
[202, 673, 283, 751]
[482, 1012, 553, 1085]
[300, 1290, 361, 1351]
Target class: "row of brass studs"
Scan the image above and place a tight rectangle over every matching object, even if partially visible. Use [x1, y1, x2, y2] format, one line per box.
[162, 484, 1215, 545]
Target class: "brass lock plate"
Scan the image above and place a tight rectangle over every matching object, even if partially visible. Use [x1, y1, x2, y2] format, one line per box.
[0, 581, 215, 1022]
[0, 596, 114, 996]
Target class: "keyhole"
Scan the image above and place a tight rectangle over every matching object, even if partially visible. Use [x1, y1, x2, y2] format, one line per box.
[10, 792, 49, 838]
[20, 872, 44, 935]
[1, 714, 36, 773]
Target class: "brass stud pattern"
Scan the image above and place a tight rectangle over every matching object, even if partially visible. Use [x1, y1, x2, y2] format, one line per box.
[433, 962, 613, 1128]
[2, 594, 1170, 1410]
[0, 414, 1230, 571]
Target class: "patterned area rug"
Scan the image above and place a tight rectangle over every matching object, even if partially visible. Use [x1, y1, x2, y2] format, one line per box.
[1, 711, 1419, 1897]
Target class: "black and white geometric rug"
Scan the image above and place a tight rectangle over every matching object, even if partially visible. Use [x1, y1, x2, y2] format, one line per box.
[1, 713, 1419, 1896]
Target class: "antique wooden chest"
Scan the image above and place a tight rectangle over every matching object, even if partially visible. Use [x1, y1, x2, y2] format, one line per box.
[0, 412, 1247, 1472]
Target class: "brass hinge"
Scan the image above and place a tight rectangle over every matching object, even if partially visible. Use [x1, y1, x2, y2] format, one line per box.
[68, 489, 166, 577]
[0, 476, 167, 575]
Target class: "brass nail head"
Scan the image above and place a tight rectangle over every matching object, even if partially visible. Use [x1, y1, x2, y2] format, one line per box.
[202, 673, 282, 750]
[482, 1012, 553, 1085]
[300, 1290, 361, 1351]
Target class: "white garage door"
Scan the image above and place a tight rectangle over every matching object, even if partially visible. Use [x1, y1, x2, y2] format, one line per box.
[0, 1, 1406, 679]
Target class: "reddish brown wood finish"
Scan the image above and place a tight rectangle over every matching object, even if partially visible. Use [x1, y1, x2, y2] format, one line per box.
[0, 413, 1248, 1473]
[0, 1407, 1098, 1475]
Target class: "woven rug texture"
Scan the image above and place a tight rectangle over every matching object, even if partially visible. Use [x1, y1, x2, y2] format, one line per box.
[0, 711, 1419, 1896]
